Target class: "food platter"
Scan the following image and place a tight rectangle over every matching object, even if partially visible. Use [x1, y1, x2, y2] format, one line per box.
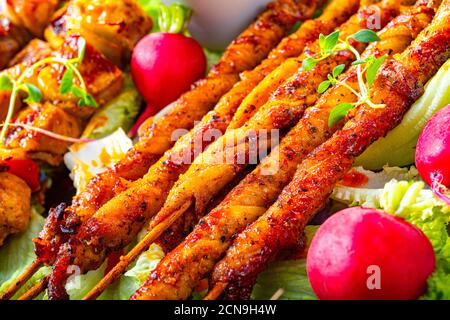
[0, 0, 449, 302]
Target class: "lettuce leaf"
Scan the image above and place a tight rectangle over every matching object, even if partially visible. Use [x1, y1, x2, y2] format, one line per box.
[0, 208, 51, 299]
[138, 0, 164, 32]
[60, 244, 165, 300]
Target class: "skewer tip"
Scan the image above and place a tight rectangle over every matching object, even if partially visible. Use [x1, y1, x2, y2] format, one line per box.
[0, 259, 42, 300]
[203, 282, 228, 300]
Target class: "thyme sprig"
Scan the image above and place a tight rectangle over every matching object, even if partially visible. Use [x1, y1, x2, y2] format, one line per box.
[303, 29, 386, 127]
[0, 38, 97, 144]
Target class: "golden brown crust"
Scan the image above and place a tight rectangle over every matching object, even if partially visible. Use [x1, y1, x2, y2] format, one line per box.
[58, 0, 350, 269]
[131, 0, 437, 301]
[37, 0, 320, 271]
[44, 0, 332, 300]
[133, 2, 400, 284]
[63, 0, 319, 228]
[209, 0, 450, 299]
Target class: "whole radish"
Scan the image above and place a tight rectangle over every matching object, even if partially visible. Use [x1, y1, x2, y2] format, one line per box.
[416, 104, 450, 205]
[307, 207, 436, 300]
[130, 2, 207, 136]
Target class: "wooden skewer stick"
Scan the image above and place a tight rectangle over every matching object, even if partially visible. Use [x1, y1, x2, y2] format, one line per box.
[0, 259, 42, 300]
[83, 201, 193, 300]
[17, 276, 49, 301]
[203, 282, 228, 300]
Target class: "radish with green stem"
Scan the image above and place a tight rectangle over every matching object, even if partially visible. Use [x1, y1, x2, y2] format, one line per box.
[130, 2, 206, 136]
[416, 105, 450, 205]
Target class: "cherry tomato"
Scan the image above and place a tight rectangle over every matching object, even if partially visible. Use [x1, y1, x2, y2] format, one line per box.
[1, 159, 40, 192]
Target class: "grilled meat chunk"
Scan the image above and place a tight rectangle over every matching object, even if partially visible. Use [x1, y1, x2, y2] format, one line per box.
[0, 172, 31, 246]
[45, 0, 153, 67]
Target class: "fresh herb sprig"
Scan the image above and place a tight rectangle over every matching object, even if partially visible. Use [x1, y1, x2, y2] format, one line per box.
[303, 29, 380, 71]
[0, 38, 97, 144]
[303, 29, 386, 127]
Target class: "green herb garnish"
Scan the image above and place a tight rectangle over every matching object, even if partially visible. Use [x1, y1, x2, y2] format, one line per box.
[304, 29, 386, 127]
[0, 37, 97, 144]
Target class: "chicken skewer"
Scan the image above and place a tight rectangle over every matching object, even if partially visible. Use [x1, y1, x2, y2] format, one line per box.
[44, 0, 359, 300]
[203, 0, 450, 299]
[128, 0, 435, 300]
[127, 0, 403, 260]
[80, 0, 361, 300]
[22, 0, 319, 294]
[90, 0, 402, 300]
[5, 0, 313, 300]
[31, 0, 314, 279]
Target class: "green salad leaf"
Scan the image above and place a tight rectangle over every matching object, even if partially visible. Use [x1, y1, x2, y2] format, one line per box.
[61, 244, 164, 300]
[0, 208, 51, 299]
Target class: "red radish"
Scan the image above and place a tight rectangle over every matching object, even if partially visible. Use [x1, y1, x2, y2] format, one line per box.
[130, 32, 206, 136]
[416, 105, 450, 205]
[307, 207, 436, 300]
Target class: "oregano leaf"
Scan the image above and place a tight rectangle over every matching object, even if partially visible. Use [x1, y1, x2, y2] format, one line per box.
[328, 103, 354, 127]
[351, 29, 380, 43]
[317, 80, 331, 94]
[319, 33, 326, 50]
[71, 86, 84, 99]
[302, 57, 317, 71]
[323, 30, 340, 52]
[60, 68, 74, 94]
[0, 75, 13, 91]
[366, 55, 386, 87]
[23, 83, 42, 103]
[83, 93, 97, 107]
[332, 64, 345, 78]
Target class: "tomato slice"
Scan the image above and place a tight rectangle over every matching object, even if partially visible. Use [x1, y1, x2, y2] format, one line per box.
[1, 159, 40, 192]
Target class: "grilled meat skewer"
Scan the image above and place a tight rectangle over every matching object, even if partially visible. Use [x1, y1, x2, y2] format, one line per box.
[80, 0, 360, 299]
[130, 0, 435, 300]
[137, 0, 402, 254]
[34, 0, 318, 273]
[206, 0, 450, 299]
[49, 0, 400, 300]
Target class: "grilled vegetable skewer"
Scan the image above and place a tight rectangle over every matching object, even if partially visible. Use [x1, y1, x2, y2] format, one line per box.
[130, 0, 435, 300]
[205, 0, 450, 299]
